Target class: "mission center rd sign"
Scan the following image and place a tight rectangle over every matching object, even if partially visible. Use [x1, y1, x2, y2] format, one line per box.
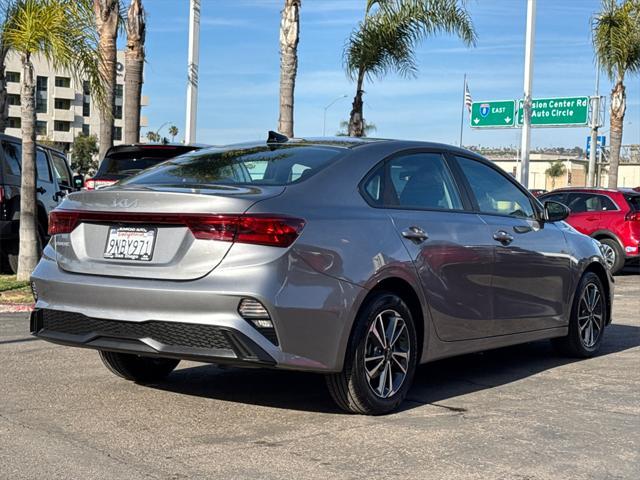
[471, 96, 590, 128]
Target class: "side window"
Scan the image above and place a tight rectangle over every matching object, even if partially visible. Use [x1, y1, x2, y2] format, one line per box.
[36, 149, 52, 182]
[565, 193, 613, 213]
[363, 152, 463, 210]
[540, 193, 565, 204]
[456, 156, 534, 218]
[1, 141, 22, 176]
[598, 195, 617, 211]
[50, 153, 72, 188]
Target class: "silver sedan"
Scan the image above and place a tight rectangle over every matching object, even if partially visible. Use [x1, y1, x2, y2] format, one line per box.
[31, 133, 613, 414]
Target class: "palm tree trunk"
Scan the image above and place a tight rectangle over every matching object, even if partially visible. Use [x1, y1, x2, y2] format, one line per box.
[94, 0, 120, 161]
[16, 54, 39, 280]
[348, 68, 365, 137]
[607, 79, 625, 188]
[278, 0, 301, 138]
[0, 47, 8, 133]
[124, 0, 145, 144]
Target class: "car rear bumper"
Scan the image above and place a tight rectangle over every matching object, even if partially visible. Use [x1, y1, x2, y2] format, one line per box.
[30, 245, 363, 372]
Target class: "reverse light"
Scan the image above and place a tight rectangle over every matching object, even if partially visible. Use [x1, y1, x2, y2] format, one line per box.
[47, 210, 305, 248]
[238, 298, 275, 330]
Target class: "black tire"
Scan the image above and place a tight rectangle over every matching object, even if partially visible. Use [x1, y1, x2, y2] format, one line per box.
[552, 272, 607, 358]
[6, 227, 45, 274]
[325, 292, 418, 415]
[599, 238, 625, 275]
[99, 351, 180, 383]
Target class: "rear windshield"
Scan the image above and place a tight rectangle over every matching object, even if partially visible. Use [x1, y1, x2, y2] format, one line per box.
[97, 146, 199, 177]
[625, 194, 640, 211]
[120, 145, 343, 187]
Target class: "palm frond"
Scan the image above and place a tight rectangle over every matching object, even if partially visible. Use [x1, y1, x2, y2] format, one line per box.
[593, 0, 640, 81]
[344, 0, 476, 82]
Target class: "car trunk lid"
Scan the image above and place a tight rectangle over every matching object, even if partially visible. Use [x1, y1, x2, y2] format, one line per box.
[53, 185, 284, 280]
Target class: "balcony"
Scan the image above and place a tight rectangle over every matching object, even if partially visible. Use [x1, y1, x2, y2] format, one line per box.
[53, 108, 74, 122]
[54, 86, 76, 100]
[141, 95, 149, 107]
[139, 115, 148, 127]
[6, 82, 20, 95]
[8, 105, 21, 118]
[50, 130, 73, 143]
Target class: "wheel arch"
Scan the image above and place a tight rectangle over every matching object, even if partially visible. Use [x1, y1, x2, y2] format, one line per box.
[590, 230, 623, 249]
[582, 261, 613, 325]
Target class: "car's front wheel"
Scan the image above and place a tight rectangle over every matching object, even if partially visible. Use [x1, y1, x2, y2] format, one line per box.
[552, 271, 607, 358]
[325, 292, 418, 415]
[99, 351, 180, 383]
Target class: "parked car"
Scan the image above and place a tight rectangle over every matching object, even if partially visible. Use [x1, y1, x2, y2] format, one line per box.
[31, 134, 613, 414]
[539, 187, 640, 274]
[530, 188, 548, 197]
[85, 143, 205, 190]
[0, 134, 81, 273]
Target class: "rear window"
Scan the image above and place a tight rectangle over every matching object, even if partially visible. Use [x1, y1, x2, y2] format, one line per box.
[97, 146, 199, 177]
[120, 145, 343, 187]
[626, 194, 640, 211]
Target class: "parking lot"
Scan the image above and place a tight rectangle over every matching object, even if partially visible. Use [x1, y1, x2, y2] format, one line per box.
[0, 271, 638, 480]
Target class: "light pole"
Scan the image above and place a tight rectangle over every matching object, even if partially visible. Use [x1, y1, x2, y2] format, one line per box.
[519, 0, 536, 188]
[323, 94, 348, 136]
[155, 121, 173, 137]
[588, 16, 602, 187]
[185, 0, 201, 144]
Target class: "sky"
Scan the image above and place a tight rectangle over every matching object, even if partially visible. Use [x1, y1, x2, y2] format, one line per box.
[136, 0, 640, 149]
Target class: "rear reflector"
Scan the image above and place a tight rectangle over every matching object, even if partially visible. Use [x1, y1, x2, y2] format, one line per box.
[625, 211, 640, 221]
[48, 210, 305, 248]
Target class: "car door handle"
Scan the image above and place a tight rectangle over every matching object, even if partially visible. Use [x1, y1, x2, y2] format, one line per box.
[493, 230, 514, 245]
[36, 187, 46, 194]
[586, 216, 598, 221]
[401, 226, 429, 243]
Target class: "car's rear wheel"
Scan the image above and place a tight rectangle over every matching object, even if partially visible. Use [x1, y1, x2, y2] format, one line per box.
[325, 292, 418, 415]
[6, 227, 45, 274]
[598, 238, 624, 274]
[99, 351, 180, 383]
[552, 271, 607, 358]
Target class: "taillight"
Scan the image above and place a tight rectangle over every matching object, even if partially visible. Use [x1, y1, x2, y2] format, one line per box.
[48, 210, 80, 235]
[0, 186, 4, 204]
[84, 178, 117, 190]
[46, 211, 305, 248]
[84, 178, 95, 190]
[625, 211, 640, 221]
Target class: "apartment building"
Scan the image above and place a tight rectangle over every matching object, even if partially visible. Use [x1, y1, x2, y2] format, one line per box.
[4, 50, 149, 152]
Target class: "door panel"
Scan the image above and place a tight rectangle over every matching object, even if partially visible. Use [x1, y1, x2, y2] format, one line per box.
[480, 215, 572, 334]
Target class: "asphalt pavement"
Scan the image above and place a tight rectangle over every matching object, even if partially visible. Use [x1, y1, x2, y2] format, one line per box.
[1, 272, 638, 479]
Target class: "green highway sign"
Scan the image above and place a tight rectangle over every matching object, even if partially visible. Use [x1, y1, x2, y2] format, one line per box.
[470, 100, 516, 128]
[517, 96, 589, 126]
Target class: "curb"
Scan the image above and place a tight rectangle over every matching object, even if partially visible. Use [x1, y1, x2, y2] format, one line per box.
[0, 303, 34, 313]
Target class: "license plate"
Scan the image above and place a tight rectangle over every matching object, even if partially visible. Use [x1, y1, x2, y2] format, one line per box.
[104, 226, 156, 261]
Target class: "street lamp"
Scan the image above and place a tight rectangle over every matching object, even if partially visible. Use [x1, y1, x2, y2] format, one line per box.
[323, 94, 348, 137]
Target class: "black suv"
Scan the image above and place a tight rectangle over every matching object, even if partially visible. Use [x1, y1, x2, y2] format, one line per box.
[86, 143, 204, 190]
[0, 134, 79, 273]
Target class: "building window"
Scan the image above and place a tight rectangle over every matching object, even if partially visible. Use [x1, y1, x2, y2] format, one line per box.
[36, 76, 48, 114]
[54, 98, 71, 110]
[36, 120, 48, 136]
[54, 76, 71, 88]
[8, 117, 21, 129]
[82, 124, 90, 135]
[7, 94, 20, 106]
[54, 120, 71, 132]
[113, 126, 122, 141]
[114, 84, 123, 120]
[6, 71, 20, 83]
[82, 81, 91, 117]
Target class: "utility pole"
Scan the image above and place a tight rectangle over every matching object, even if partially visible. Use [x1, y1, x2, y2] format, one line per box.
[519, 0, 536, 188]
[588, 42, 601, 186]
[185, 0, 201, 144]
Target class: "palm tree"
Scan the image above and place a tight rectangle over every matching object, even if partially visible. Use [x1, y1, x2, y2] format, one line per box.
[145, 130, 160, 143]
[0, 3, 13, 133]
[593, 0, 640, 188]
[168, 125, 178, 142]
[3, 0, 104, 280]
[93, 0, 120, 160]
[337, 119, 377, 137]
[344, 0, 476, 137]
[545, 161, 567, 189]
[124, 0, 145, 144]
[278, 0, 301, 137]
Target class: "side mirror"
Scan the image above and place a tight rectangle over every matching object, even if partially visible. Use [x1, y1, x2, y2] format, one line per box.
[544, 200, 570, 222]
[72, 174, 84, 190]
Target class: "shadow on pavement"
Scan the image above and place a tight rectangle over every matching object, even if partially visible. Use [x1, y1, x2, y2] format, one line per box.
[149, 323, 640, 414]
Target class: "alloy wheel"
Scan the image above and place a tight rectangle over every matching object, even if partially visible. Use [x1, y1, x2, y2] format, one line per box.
[363, 309, 410, 399]
[578, 283, 604, 348]
[600, 243, 616, 270]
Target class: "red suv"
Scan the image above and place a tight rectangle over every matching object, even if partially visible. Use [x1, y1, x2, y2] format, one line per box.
[539, 187, 640, 274]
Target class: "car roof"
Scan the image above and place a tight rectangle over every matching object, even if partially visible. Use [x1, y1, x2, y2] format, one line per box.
[105, 143, 207, 156]
[0, 133, 66, 156]
[542, 187, 624, 195]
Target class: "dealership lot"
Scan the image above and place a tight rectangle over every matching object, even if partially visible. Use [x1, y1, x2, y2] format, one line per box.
[1, 272, 638, 480]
